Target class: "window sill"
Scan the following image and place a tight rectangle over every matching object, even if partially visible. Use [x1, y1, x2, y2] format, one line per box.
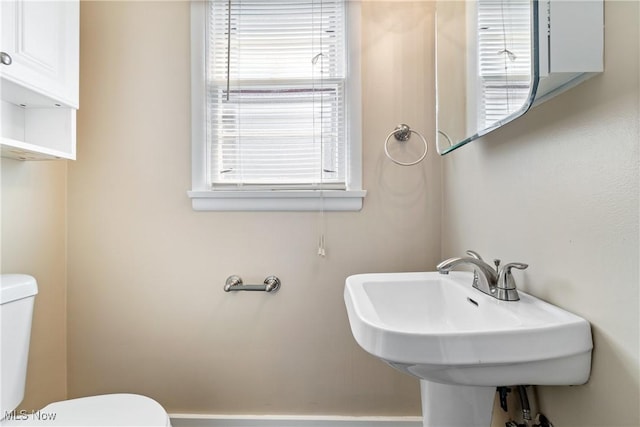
[187, 190, 366, 212]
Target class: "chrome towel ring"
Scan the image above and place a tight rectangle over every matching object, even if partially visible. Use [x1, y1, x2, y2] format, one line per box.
[384, 124, 428, 166]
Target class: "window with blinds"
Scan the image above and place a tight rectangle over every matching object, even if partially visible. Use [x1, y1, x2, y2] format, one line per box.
[477, 0, 532, 129]
[206, 0, 347, 189]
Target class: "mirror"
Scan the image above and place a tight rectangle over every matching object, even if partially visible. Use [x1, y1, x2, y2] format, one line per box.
[435, 0, 536, 155]
[435, 0, 603, 155]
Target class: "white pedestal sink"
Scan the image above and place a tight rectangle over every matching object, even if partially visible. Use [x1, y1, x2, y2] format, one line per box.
[344, 272, 592, 427]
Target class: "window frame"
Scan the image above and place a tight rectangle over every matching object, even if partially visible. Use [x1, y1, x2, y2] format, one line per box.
[188, 0, 365, 211]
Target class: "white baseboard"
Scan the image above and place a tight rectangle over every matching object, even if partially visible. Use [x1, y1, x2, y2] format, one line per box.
[169, 414, 423, 427]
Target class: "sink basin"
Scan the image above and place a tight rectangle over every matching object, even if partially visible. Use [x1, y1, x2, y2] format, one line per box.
[344, 271, 592, 387]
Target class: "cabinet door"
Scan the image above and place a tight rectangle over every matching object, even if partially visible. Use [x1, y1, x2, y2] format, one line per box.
[1, 0, 79, 108]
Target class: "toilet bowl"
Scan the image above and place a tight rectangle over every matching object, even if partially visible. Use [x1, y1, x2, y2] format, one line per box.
[0, 275, 171, 427]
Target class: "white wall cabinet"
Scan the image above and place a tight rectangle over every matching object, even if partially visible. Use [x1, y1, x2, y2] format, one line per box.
[1, 0, 79, 160]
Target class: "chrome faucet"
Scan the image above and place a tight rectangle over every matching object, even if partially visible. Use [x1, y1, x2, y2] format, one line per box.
[437, 250, 528, 301]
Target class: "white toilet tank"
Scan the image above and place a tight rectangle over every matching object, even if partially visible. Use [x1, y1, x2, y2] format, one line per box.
[0, 275, 38, 417]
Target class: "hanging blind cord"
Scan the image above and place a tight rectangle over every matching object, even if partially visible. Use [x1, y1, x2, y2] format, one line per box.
[225, 0, 231, 101]
[315, 0, 327, 257]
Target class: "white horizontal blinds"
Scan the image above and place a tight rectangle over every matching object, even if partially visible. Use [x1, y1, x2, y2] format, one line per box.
[477, 0, 531, 128]
[206, 0, 347, 188]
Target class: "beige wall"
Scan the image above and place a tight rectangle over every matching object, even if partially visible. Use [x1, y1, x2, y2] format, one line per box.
[0, 159, 68, 411]
[68, 0, 438, 415]
[442, 1, 639, 426]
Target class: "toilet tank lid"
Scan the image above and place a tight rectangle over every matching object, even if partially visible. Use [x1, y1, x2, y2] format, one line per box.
[0, 274, 38, 305]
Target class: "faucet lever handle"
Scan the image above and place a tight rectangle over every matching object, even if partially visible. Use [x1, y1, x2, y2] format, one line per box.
[503, 262, 528, 272]
[497, 262, 529, 290]
[495, 262, 528, 302]
[465, 250, 483, 261]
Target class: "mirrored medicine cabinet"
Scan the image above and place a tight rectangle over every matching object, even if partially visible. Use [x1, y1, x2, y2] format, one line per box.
[435, 0, 603, 155]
